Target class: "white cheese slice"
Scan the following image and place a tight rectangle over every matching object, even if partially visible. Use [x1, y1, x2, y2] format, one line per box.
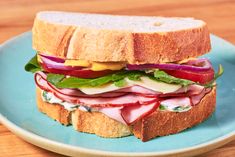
[126, 76, 181, 94]
[79, 83, 132, 95]
[79, 76, 182, 95]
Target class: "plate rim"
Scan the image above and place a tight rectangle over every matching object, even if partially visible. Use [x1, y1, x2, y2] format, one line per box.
[1, 31, 235, 157]
[1, 113, 235, 157]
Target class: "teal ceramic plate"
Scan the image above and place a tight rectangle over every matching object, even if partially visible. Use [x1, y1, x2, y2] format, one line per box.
[0, 32, 235, 157]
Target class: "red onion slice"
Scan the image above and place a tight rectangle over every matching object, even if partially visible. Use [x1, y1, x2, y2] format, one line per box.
[39, 54, 65, 63]
[40, 55, 84, 70]
[126, 58, 212, 72]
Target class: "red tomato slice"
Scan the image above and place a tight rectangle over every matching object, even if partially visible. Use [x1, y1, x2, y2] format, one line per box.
[164, 69, 215, 84]
[41, 64, 115, 78]
[67, 69, 114, 78]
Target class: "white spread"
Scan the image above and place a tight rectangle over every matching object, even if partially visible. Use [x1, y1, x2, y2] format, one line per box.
[41, 91, 93, 111]
[159, 97, 192, 112]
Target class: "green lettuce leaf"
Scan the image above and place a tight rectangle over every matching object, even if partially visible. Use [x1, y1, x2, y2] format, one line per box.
[24, 55, 42, 73]
[159, 105, 167, 111]
[47, 74, 65, 85]
[50, 71, 144, 88]
[127, 73, 142, 81]
[153, 70, 193, 86]
[114, 79, 126, 87]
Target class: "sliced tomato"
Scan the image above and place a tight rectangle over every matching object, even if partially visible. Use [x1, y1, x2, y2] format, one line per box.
[66, 69, 115, 78]
[164, 69, 215, 84]
[41, 64, 115, 78]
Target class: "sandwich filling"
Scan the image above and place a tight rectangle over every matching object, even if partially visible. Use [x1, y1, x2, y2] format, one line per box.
[25, 53, 223, 125]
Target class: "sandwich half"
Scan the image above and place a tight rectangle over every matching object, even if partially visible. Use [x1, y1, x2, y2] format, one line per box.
[25, 11, 223, 142]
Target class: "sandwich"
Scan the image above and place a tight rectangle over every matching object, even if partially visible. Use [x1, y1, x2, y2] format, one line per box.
[25, 11, 223, 142]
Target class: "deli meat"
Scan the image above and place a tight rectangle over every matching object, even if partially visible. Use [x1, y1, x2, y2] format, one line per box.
[190, 88, 211, 105]
[35, 72, 157, 107]
[35, 72, 211, 125]
[99, 102, 160, 125]
[98, 107, 126, 124]
[115, 85, 161, 95]
[54, 91, 157, 107]
[120, 102, 160, 124]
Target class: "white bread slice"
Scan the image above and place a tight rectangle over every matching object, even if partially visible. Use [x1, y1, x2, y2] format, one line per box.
[36, 87, 216, 141]
[33, 11, 211, 64]
[71, 108, 132, 138]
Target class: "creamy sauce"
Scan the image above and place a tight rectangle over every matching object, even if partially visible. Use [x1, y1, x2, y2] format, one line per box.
[42, 91, 94, 111]
[159, 103, 192, 112]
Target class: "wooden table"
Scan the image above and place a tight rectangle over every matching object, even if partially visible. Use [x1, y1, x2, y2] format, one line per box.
[0, 0, 235, 156]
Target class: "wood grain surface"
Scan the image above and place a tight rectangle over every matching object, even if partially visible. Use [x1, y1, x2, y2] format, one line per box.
[0, 0, 235, 157]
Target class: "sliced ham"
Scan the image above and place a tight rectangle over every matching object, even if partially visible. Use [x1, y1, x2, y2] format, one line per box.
[121, 102, 160, 125]
[159, 84, 204, 98]
[99, 102, 160, 125]
[177, 84, 205, 95]
[99, 107, 126, 124]
[35, 72, 51, 92]
[115, 85, 161, 95]
[190, 88, 211, 105]
[54, 91, 157, 107]
[35, 71, 211, 125]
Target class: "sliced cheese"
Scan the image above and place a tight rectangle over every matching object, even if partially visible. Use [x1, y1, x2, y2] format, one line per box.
[79, 83, 131, 95]
[91, 62, 125, 71]
[79, 76, 182, 95]
[126, 77, 181, 94]
[64, 59, 125, 71]
[64, 60, 91, 67]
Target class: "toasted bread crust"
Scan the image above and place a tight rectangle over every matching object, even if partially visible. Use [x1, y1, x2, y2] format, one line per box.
[33, 16, 211, 64]
[36, 87, 216, 140]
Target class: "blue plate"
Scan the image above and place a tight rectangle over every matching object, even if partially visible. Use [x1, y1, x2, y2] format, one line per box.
[0, 32, 235, 157]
